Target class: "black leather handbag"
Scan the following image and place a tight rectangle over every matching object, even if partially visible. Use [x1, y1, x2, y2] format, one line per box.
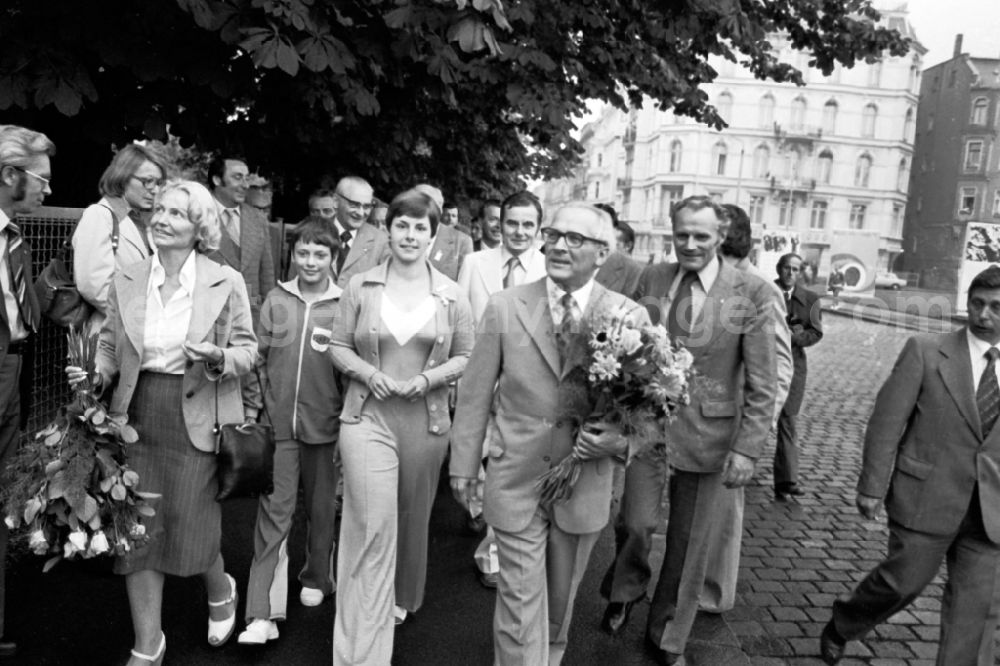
[214, 366, 275, 501]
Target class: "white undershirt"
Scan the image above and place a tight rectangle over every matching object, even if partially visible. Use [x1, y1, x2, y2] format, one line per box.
[141, 251, 196, 373]
[381, 295, 435, 347]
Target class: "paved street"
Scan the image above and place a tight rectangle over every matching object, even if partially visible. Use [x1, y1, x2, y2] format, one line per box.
[4, 311, 993, 665]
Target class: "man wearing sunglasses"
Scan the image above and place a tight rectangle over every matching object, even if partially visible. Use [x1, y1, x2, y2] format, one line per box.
[0, 124, 56, 658]
[208, 155, 276, 324]
[451, 202, 650, 665]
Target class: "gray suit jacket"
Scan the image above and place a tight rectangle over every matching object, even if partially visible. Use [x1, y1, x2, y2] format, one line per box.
[96, 254, 258, 452]
[429, 224, 473, 281]
[336, 222, 390, 288]
[635, 259, 777, 472]
[596, 250, 644, 298]
[451, 278, 650, 534]
[859, 329, 1000, 542]
[208, 202, 276, 322]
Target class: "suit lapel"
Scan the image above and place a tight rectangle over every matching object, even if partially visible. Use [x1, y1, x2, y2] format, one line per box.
[938, 330, 981, 437]
[187, 255, 232, 345]
[238, 204, 253, 274]
[215, 231, 240, 271]
[341, 224, 373, 275]
[118, 260, 150, 357]
[687, 261, 736, 360]
[515, 280, 560, 379]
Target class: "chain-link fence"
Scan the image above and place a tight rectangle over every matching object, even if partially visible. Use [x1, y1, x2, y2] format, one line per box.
[19, 206, 83, 438]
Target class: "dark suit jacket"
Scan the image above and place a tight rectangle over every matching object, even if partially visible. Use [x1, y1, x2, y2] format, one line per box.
[596, 251, 644, 298]
[208, 202, 276, 322]
[859, 329, 1000, 543]
[778, 282, 823, 412]
[635, 259, 777, 472]
[429, 224, 473, 281]
[0, 232, 39, 428]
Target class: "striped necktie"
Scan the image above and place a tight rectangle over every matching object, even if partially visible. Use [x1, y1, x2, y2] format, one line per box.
[5, 222, 34, 332]
[977, 347, 1000, 438]
[503, 256, 520, 289]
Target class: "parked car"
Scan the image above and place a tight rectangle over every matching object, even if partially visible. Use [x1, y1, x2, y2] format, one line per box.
[874, 271, 907, 290]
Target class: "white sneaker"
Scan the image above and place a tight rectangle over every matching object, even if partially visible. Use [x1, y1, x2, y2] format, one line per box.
[237, 619, 279, 645]
[394, 606, 408, 625]
[299, 586, 326, 607]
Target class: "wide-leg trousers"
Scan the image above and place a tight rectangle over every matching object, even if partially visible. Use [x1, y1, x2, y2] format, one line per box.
[332, 406, 448, 666]
[245, 439, 339, 622]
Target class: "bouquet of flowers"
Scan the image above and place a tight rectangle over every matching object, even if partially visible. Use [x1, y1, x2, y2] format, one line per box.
[537, 307, 694, 503]
[0, 329, 156, 571]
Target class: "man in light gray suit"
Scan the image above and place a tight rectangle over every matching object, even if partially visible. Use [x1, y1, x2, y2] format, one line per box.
[451, 202, 650, 665]
[208, 155, 276, 324]
[330, 176, 390, 288]
[635, 196, 777, 665]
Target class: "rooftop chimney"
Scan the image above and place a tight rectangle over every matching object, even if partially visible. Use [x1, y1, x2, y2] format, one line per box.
[953, 34, 963, 57]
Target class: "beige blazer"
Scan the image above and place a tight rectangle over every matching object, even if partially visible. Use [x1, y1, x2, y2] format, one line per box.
[73, 197, 152, 334]
[336, 222, 391, 288]
[451, 279, 650, 535]
[96, 254, 258, 452]
[457, 246, 546, 322]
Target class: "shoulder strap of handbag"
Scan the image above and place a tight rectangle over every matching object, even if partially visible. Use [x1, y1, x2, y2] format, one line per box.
[96, 203, 121, 254]
[213, 363, 270, 437]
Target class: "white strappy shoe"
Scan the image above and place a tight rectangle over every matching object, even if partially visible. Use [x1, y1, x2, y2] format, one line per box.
[207, 573, 238, 647]
[130, 633, 165, 666]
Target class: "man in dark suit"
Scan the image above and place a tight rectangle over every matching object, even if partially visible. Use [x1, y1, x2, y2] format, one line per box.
[820, 265, 1000, 665]
[0, 124, 55, 658]
[620, 195, 777, 664]
[594, 204, 643, 297]
[773, 253, 822, 499]
[207, 155, 276, 324]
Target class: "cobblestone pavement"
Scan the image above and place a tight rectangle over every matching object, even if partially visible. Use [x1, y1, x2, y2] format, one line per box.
[726, 311, 988, 666]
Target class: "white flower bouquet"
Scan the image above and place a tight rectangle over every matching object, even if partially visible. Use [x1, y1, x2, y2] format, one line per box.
[537, 309, 694, 503]
[0, 329, 156, 571]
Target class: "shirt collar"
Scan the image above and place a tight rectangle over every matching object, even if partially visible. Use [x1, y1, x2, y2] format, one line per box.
[334, 220, 356, 240]
[149, 250, 197, 294]
[547, 275, 596, 313]
[215, 199, 240, 218]
[693, 255, 721, 293]
[968, 328, 999, 360]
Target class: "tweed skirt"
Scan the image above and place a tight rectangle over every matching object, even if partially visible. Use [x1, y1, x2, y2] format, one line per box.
[114, 372, 221, 577]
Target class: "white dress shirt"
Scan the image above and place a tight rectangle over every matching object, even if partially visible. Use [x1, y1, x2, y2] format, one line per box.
[500, 246, 527, 287]
[547, 276, 596, 327]
[0, 210, 27, 341]
[968, 329, 1000, 393]
[141, 251, 196, 374]
[667, 255, 721, 323]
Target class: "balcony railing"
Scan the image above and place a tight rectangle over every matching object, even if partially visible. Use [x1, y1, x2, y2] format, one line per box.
[769, 176, 816, 193]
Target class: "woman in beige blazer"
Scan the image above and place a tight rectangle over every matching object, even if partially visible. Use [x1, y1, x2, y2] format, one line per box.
[68, 180, 257, 666]
[73, 144, 165, 335]
[330, 188, 473, 665]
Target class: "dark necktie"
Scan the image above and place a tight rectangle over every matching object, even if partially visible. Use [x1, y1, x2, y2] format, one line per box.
[503, 256, 520, 289]
[555, 292, 578, 365]
[337, 230, 352, 275]
[978, 347, 1000, 438]
[666, 271, 698, 338]
[5, 223, 34, 333]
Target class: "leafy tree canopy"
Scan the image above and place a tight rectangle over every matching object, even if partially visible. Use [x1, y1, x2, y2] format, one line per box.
[0, 0, 910, 214]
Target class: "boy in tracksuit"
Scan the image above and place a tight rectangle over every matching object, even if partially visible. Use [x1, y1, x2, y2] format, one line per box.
[238, 220, 344, 645]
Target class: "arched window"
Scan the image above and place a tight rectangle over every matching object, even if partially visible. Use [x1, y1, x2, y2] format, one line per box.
[822, 100, 838, 135]
[971, 97, 989, 125]
[752, 144, 770, 178]
[717, 92, 733, 122]
[903, 107, 914, 141]
[897, 157, 909, 191]
[855, 153, 873, 188]
[712, 141, 728, 176]
[790, 96, 807, 130]
[669, 139, 682, 172]
[861, 103, 878, 138]
[758, 94, 775, 129]
[909, 63, 919, 91]
[817, 149, 834, 184]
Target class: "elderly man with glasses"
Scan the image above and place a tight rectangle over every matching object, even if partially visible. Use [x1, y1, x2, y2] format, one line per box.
[451, 202, 650, 665]
[328, 176, 389, 288]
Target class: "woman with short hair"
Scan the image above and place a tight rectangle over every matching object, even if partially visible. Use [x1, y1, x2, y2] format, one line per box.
[67, 180, 257, 666]
[73, 144, 167, 334]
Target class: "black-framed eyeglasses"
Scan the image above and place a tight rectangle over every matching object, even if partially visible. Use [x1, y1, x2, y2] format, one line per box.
[8, 165, 51, 188]
[337, 192, 374, 213]
[539, 227, 607, 249]
[132, 175, 166, 190]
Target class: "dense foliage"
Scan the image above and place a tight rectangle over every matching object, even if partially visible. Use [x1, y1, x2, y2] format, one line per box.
[0, 0, 911, 212]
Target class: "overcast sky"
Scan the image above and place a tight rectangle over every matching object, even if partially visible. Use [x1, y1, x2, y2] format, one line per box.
[903, 0, 1000, 67]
